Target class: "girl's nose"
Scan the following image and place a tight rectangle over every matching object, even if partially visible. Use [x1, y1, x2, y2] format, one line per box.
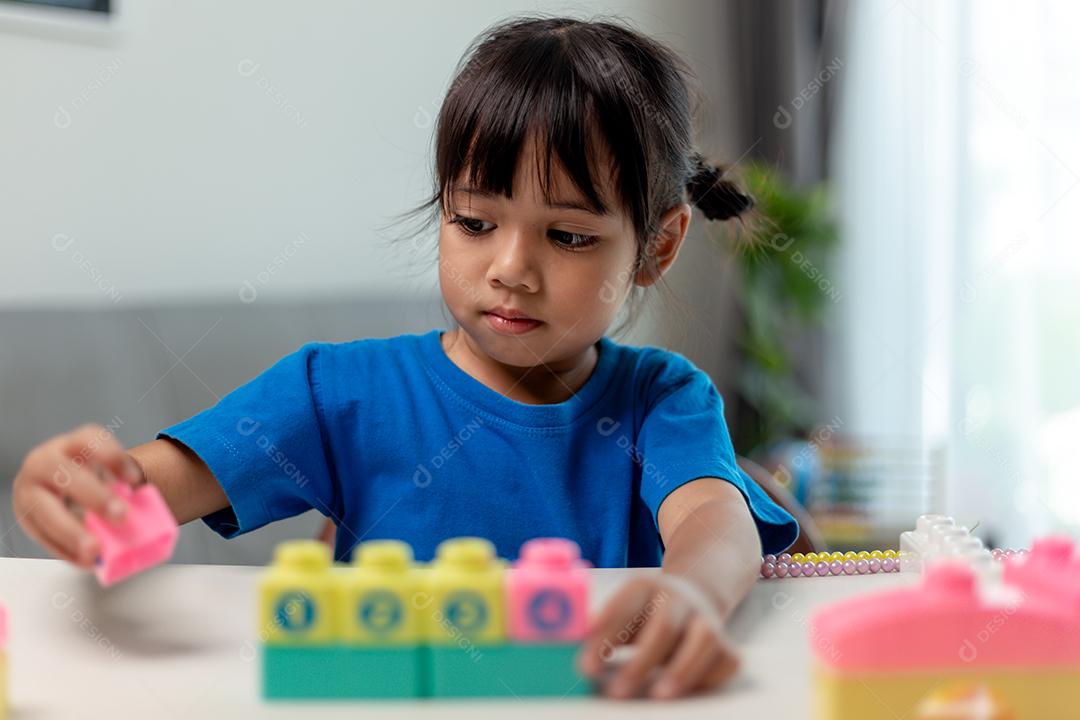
[486, 230, 540, 292]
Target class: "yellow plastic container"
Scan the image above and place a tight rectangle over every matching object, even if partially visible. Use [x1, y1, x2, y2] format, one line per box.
[258, 540, 338, 645]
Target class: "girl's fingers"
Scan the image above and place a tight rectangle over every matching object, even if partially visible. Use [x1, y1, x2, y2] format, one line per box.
[33, 521, 90, 568]
[60, 424, 140, 485]
[604, 604, 686, 699]
[649, 615, 728, 699]
[21, 487, 99, 567]
[693, 644, 740, 694]
[578, 579, 654, 676]
[48, 453, 126, 522]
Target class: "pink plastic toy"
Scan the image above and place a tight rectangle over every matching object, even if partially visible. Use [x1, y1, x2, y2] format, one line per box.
[1003, 535, 1080, 610]
[812, 557, 1080, 719]
[84, 481, 179, 586]
[506, 538, 590, 642]
[813, 562, 1080, 671]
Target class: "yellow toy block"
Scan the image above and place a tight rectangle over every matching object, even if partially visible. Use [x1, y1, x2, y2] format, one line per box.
[258, 540, 338, 645]
[815, 664, 1078, 719]
[336, 540, 423, 645]
[422, 537, 505, 645]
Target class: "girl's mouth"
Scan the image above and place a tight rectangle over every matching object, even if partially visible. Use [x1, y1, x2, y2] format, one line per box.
[483, 311, 543, 335]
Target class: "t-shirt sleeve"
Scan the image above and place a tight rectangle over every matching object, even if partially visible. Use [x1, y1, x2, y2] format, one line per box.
[637, 358, 799, 556]
[155, 342, 339, 539]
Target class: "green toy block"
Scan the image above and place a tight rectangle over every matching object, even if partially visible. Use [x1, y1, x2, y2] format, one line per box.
[262, 644, 426, 699]
[428, 643, 591, 698]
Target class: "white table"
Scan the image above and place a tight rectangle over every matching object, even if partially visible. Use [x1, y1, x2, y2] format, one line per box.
[0, 557, 915, 718]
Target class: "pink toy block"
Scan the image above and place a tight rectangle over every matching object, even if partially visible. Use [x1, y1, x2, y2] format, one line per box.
[811, 561, 1080, 672]
[84, 481, 179, 586]
[1003, 535, 1080, 612]
[506, 538, 590, 642]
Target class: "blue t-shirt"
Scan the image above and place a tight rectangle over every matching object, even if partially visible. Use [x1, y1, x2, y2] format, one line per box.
[157, 330, 797, 566]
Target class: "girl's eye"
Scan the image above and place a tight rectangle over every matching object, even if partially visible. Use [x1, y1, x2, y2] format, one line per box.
[448, 215, 495, 236]
[449, 215, 598, 250]
[549, 229, 600, 250]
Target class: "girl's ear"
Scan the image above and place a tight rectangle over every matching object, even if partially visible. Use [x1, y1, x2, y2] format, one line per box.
[634, 203, 692, 287]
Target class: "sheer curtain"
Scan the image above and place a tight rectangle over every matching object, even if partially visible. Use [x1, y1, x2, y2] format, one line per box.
[832, 0, 1080, 547]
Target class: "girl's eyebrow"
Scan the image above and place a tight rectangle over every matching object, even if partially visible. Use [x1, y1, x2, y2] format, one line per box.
[451, 185, 610, 216]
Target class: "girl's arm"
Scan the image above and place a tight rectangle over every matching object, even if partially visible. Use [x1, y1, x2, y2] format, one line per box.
[657, 478, 762, 619]
[129, 438, 230, 524]
[578, 478, 761, 699]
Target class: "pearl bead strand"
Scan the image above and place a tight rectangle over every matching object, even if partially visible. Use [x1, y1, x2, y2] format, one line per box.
[758, 548, 1028, 579]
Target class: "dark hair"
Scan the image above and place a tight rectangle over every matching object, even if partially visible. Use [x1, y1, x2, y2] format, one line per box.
[400, 16, 753, 324]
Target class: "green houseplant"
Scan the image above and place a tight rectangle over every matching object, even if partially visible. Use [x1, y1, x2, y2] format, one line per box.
[727, 162, 840, 455]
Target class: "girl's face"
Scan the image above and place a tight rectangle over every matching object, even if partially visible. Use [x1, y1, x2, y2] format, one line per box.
[438, 136, 639, 370]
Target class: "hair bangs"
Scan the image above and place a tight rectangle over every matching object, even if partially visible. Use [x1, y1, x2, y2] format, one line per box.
[436, 32, 619, 220]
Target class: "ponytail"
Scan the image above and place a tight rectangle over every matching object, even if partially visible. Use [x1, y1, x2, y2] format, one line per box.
[686, 152, 754, 221]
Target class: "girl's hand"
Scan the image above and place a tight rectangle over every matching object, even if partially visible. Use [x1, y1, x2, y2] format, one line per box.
[577, 574, 740, 700]
[12, 423, 144, 568]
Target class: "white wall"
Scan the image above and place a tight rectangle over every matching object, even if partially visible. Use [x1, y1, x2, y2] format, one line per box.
[0, 0, 733, 312]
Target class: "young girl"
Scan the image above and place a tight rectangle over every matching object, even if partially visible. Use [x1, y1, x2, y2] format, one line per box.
[13, 16, 797, 700]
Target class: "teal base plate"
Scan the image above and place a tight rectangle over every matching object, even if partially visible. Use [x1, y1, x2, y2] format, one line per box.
[263, 645, 423, 699]
[428, 643, 591, 698]
[262, 642, 591, 699]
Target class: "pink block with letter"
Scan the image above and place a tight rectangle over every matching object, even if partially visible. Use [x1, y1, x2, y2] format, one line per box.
[506, 537, 590, 642]
[84, 481, 179, 586]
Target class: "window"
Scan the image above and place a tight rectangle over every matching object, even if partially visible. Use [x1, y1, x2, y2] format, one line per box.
[832, 0, 1080, 546]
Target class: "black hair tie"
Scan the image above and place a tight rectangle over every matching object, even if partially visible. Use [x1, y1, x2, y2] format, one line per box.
[686, 152, 754, 221]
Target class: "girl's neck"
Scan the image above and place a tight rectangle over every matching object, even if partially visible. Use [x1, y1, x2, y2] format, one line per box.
[440, 327, 598, 405]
